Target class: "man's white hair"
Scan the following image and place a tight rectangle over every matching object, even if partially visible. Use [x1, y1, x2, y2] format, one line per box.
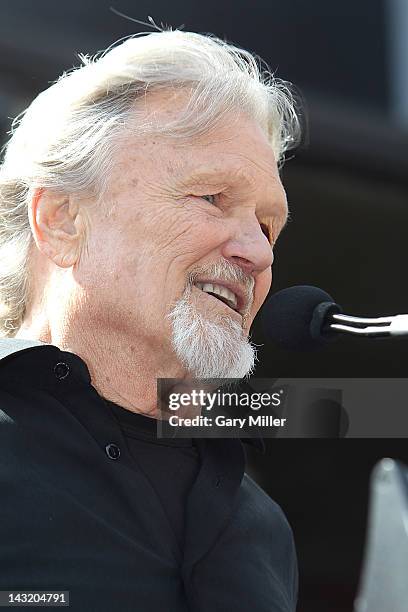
[0, 28, 301, 337]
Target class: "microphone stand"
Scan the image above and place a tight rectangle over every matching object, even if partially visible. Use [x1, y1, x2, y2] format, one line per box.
[329, 313, 408, 338]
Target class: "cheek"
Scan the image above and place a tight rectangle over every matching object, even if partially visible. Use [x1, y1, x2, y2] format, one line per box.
[161, 214, 228, 265]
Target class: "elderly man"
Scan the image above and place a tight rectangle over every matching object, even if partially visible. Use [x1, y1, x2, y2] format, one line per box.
[0, 29, 300, 611]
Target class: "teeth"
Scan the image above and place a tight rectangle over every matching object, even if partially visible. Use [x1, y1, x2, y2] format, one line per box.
[195, 282, 238, 309]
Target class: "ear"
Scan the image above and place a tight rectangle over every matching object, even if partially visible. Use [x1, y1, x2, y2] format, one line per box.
[29, 188, 86, 268]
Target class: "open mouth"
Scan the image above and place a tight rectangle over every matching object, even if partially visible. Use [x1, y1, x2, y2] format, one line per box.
[194, 282, 240, 313]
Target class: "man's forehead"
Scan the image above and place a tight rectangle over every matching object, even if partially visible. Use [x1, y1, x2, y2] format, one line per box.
[176, 124, 277, 166]
[169, 121, 282, 189]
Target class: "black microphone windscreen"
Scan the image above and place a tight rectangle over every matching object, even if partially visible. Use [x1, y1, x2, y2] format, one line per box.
[261, 285, 342, 351]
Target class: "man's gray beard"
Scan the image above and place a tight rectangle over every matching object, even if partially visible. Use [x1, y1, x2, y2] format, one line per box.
[167, 293, 257, 379]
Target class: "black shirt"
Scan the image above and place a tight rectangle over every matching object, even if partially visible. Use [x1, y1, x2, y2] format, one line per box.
[0, 339, 298, 611]
[106, 399, 200, 554]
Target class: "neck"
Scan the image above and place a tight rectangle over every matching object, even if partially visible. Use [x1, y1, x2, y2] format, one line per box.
[15, 313, 187, 420]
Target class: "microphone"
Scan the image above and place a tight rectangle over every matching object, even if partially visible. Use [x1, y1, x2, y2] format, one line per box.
[261, 285, 408, 351]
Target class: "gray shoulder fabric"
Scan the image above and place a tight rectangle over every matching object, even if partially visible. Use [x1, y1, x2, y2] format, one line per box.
[0, 338, 49, 360]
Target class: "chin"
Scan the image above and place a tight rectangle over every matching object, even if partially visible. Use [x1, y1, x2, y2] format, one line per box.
[167, 294, 258, 379]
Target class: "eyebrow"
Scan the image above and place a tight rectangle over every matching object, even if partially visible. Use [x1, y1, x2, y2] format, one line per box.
[182, 165, 286, 201]
[180, 166, 236, 188]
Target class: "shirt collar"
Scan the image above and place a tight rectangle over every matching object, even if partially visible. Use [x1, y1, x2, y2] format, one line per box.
[0, 338, 265, 453]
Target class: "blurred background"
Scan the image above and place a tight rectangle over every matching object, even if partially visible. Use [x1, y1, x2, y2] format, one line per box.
[1, 1, 408, 610]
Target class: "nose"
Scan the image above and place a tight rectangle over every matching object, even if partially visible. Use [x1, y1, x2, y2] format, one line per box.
[220, 218, 274, 276]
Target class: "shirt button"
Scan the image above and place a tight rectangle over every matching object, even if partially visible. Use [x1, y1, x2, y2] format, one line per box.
[53, 362, 70, 380]
[105, 443, 121, 460]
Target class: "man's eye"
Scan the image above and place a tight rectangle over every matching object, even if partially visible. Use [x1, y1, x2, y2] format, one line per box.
[201, 194, 216, 205]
